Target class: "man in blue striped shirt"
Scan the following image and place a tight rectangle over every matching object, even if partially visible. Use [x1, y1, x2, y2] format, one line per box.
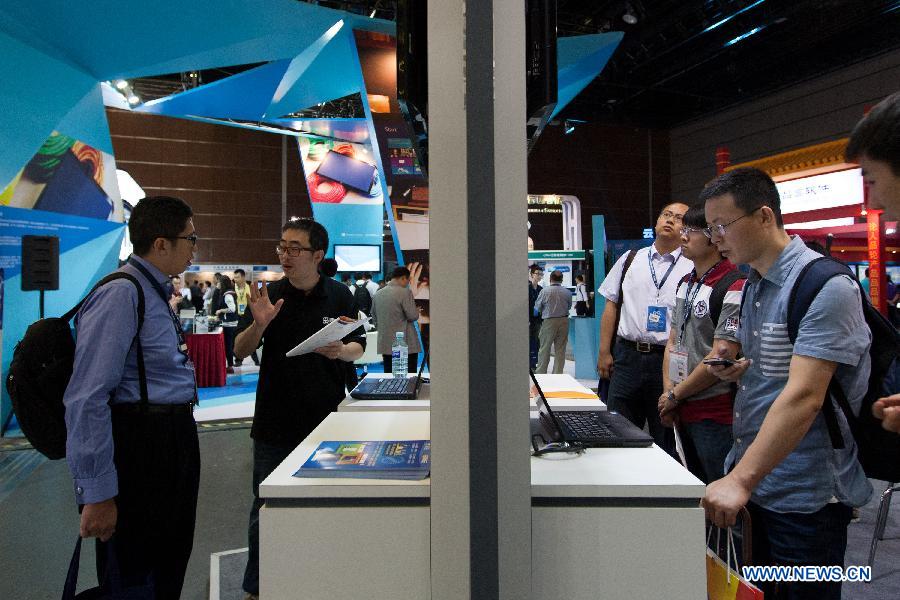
[64, 196, 200, 599]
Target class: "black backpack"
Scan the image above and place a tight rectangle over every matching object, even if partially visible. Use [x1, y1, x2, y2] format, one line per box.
[785, 257, 900, 482]
[354, 284, 372, 315]
[5, 272, 147, 459]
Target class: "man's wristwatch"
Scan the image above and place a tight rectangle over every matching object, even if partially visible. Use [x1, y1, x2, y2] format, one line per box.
[667, 388, 680, 406]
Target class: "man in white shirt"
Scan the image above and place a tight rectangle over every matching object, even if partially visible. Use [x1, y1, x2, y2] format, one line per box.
[597, 203, 693, 453]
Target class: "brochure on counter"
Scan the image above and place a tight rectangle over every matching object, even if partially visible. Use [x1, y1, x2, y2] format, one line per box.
[285, 313, 370, 357]
[293, 440, 431, 480]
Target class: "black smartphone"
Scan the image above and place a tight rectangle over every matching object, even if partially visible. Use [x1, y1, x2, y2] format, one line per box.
[316, 150, 377, 193]
[703, 357, 736, 367]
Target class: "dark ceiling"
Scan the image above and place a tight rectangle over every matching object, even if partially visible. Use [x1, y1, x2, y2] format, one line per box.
[129, 0, 900, 129]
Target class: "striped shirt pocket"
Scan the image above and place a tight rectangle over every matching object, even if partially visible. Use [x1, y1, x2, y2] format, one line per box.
[759, 322, 792, 377]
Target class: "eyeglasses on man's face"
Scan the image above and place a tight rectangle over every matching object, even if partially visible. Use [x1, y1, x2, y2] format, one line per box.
[275, 245, 316, 257]
[171, 233, 199, 247]
[679, 227, 705, 237]
[703, 206, 763, 239]
[660, 210, 685, 223]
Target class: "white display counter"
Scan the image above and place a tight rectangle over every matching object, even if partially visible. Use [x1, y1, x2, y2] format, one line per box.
[338, 372, 605, 412]
[259, 411, 706, 599]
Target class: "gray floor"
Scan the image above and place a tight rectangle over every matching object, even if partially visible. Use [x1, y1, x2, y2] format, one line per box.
[0, 427, 252, 600]
[2, 425, 899, 600]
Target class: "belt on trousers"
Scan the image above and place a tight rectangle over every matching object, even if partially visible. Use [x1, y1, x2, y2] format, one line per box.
[617, 336, 666, 354]
[111, 402, 194, 415]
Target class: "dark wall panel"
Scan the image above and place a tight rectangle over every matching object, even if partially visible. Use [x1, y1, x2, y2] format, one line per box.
[528, 123, 672, 244]
[670, 48, 900, 201]
[107, 108, 311, 264]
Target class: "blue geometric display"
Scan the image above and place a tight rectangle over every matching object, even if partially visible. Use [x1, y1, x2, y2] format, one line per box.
[552, 32, 625, 121]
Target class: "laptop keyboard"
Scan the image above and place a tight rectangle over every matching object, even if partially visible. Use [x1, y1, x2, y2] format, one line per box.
[371, 377, 412, 394]
[560, 412, 615, 439]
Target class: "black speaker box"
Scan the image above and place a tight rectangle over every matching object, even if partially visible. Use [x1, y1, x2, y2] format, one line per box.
[21, 235, 59, 291]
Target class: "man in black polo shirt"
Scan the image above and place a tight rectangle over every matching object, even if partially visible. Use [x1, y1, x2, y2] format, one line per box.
[233, 217, 365, 600]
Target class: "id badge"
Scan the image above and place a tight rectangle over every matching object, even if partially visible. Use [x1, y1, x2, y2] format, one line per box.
[646, 305, 667, 332]
[669, 349, 689, 384]
[238, 303, 247, 314]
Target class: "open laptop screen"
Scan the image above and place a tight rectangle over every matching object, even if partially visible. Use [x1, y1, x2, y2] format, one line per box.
[529, 370, 564, 442]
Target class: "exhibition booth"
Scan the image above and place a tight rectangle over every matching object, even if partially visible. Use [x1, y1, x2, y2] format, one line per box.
[0, 1, 710, 597]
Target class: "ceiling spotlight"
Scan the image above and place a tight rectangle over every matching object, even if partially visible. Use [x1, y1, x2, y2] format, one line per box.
[127, 94, 140, 105]
[114, 79, 128, 90]
[622, 4, 638, 25]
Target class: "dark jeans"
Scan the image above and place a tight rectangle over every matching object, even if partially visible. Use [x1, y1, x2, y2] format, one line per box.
[382, 352, 419, 375]
[680, 419, 732, 483]
[242, 439, 294, 595]
[97, 408, 200, 600]
[223, 326, 236, 368]
[606, 339, 674, 455]
[747, 502, 853, 600]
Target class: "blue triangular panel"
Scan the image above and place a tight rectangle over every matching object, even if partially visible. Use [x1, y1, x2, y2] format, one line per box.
[137, 60, 292, 121]
[0, 1, 392, 82]
[265, 24, 363, 119]
[54, 84, 114, 155]
[0, 31, 95, 189]
[551, 32, 624, 120]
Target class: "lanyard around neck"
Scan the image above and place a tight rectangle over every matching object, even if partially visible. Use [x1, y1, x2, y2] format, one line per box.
[129, 258, 189, 353]
[649, 249, 679, 292]
[678, 260, 722, 346]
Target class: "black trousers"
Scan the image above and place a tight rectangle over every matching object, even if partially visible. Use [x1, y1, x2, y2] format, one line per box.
[606, 339, 675, 456]
[223, 326, 236, 368]
[96, 407, 200, 600]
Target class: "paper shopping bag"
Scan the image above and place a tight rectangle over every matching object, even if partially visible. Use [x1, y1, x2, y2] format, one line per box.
[706, 547, 764, 600]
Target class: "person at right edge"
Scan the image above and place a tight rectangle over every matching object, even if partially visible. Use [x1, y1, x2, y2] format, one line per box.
[702, 167, 872, 600]
[233, 217, 365, 600]
[847, 90, 900, 434]
[63, 196, 200, 599]
[596, 203, 693, 455]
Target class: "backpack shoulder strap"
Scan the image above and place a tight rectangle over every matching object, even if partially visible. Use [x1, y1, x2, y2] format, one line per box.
[610, 249, 638, 344]
[617, 249, 638, 306]
[786, 256, 857, 450]
[787, 257, 854, 345]
[709, 270, 747, 327]
[64, 271, 149, 404]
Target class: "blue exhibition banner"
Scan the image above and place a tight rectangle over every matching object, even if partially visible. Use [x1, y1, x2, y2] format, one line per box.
[0, 209, 124, 431]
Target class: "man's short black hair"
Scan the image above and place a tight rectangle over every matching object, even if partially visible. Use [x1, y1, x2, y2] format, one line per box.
[319, 258, 338, 278]
[549, 270, 563, 283]
[234, 268, 246, 277]
[847, 92, 900, 175]
[129, 196, 193, 256]
[391, 266, 411, 279]
[282, 217, 329, 253]
[699, 167, 783, 228]
[682, 203, 707, 230]
[529, 263, 544, 275]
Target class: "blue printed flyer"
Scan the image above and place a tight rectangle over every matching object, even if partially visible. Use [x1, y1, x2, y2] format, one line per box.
[294, 440, 431, 480]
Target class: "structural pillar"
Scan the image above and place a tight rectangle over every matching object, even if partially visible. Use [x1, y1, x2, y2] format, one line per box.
[429, 0, 531, 599]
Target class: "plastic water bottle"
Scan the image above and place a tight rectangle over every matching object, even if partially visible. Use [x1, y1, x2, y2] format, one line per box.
[392, 332, 408, 377]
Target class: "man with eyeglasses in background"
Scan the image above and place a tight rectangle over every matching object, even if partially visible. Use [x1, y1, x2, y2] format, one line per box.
[701, 167, 872, 600]
[597, 202, 693, 455]
[64, 196, 200, 598]
[847, 90, 900, 434]
[657, 203, 744, 484]
[233, 217, 365, 600]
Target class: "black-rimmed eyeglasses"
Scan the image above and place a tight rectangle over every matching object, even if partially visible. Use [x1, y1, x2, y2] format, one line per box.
[275, 245, 316, 257]
[172, 234, 199, 246]
[704, 207, 763, 239]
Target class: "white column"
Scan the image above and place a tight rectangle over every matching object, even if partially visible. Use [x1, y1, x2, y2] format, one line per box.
[430, 0, 531, 598]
